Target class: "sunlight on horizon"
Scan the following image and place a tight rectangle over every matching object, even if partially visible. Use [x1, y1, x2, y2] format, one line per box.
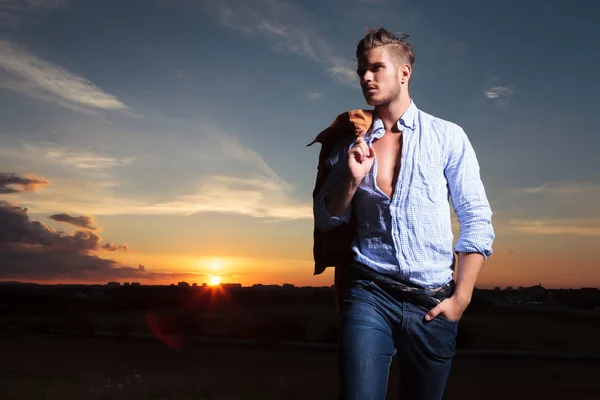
[209, 276, 221, 286]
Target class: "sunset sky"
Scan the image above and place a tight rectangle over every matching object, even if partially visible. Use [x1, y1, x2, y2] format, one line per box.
[1, 0, 598, 289]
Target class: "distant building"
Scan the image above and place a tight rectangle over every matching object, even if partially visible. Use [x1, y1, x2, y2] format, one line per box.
[131, 282, 141, 287]
[527, 285, 548, 302]
[178, 281, 190, 287]
[223, 283, 242, 289]
[106, 282, 120, 287]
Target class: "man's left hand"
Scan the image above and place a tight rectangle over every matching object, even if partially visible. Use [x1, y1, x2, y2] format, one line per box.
[425, 296, 470, 322]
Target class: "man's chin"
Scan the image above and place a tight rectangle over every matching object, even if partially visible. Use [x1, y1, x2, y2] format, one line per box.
[364, 96, 382, 106]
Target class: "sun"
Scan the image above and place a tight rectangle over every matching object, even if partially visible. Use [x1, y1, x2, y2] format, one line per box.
[209, 276, 221, 286]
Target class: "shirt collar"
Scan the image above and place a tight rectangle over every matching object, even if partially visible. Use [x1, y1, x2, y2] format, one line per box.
[399, 100, 418, 130]
[368, 100, 418, 141]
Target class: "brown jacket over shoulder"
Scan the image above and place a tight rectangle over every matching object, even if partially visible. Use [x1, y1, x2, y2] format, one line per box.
[307, 109, 374, 308]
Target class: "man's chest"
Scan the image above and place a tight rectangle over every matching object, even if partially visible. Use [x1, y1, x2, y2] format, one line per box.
[370, 132, 403, 199]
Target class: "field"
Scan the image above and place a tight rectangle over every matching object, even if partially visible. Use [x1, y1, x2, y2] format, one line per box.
[2, 287, 600, 399]
[5, 302, 600, 353]
[1, 332, 599, 400]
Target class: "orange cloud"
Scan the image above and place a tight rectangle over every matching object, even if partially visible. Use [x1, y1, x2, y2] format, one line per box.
[0, 172, 50, 194]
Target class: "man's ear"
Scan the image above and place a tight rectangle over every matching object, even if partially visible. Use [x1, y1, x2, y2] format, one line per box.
[400, 64, 411, 84]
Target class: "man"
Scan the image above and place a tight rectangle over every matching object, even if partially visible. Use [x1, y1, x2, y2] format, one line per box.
[312, 28, 495, 400]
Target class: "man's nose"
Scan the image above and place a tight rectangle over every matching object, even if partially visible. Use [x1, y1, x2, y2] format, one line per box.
[361, 71, 373, 84]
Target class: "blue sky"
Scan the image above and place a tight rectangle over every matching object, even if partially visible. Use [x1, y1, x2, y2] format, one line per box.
[0, 0, 598, 288]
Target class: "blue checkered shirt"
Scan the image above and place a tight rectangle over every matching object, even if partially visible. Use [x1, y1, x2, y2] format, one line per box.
[313, 101, 495, 288]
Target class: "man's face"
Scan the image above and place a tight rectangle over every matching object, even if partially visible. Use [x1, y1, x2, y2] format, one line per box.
[357, 46, 403, 106]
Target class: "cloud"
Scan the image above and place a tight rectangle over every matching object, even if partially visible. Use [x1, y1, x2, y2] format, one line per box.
[138, 264, 145, 272]
[213, 0, 358, 87]
[2, 131, 312, 220]
[305, 91, 322, 100]
[485, 86, 514, 99]
[137, 175, 312, 219]
[49, 213, 97, 230]
[122, 129, 311, 219]
[143, 130, 313, 219]
[101, 243, 128, 252]
[1, 116, 310, 220]
[44, 145, 135, 170]
[0, 0, 66, 32]
[502, 181, 600, 225]
[509, 218, 600, 236]
[0, 40, 130, 113]
[0, 172, 50, 194]
[0, 200, 190, 282]
[0, 201, 125, 252]
[514, 182, 599, 196]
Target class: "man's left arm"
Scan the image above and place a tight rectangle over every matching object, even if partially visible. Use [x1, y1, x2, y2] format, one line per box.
[426, 126, 495, 321]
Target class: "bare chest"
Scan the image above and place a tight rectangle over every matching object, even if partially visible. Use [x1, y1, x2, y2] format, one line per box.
[371, 132, 403, 199]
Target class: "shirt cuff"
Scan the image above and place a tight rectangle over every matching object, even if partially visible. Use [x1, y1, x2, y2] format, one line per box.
[454, 240, 493, 260]
[314, 192, 352, 232]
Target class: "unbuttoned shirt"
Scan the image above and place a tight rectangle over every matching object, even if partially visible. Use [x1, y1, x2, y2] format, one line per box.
[313, 101, 495, 288]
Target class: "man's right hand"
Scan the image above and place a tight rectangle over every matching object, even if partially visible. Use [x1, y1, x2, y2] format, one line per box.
[347, 135, 376, 185]
[322, 134, 375, 219]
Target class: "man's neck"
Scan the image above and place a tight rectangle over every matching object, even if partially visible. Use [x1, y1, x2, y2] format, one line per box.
[375, 92, 411, 132]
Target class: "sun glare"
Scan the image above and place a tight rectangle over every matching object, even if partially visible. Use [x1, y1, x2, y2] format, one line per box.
[210, 276, 221, 286]
[209, 258, 223, 270]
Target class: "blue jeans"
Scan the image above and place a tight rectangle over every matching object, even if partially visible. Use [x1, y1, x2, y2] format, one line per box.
[338, 272, 459, 400]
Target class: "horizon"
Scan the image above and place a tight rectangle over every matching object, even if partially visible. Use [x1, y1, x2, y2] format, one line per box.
[1, 278, 596, 291]
[1, 0, 599, 290]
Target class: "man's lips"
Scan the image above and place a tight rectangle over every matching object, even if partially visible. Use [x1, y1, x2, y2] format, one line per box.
[363, 87, 377, 95]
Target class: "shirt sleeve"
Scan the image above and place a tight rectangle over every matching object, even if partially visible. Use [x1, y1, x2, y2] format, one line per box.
[444, 125, 495, 259]
[313, 146, 353, 233]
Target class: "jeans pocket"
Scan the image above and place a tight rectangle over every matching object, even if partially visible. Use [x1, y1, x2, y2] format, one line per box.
[426, 301, 460, 323]
[416, 304, 459, 360]
[437, 314, 460, 323]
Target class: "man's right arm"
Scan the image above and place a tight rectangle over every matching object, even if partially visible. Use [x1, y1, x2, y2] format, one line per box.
[313, 152, 357, 232]
[313, 136, 373, 232]
[314, 178, 361, 233]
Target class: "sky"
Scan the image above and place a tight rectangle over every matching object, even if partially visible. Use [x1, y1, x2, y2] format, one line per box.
[0, 0, 598, 289]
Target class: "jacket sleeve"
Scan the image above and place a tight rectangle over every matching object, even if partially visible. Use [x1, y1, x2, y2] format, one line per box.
[313, 145, 352, 233]
[444, 125, 495, 259]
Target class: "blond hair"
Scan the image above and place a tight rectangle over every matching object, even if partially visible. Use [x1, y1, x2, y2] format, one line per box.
[356, 28, 415, 67]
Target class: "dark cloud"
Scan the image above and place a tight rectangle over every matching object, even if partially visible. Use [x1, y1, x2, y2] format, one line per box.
[49, 213, 98, 230]
[0, 172, 50, 194]
[0, 202, 101, 252]
[0, 201, 143, 281]
[0, 200, 210, 283]
[101, 243, 128, 252]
